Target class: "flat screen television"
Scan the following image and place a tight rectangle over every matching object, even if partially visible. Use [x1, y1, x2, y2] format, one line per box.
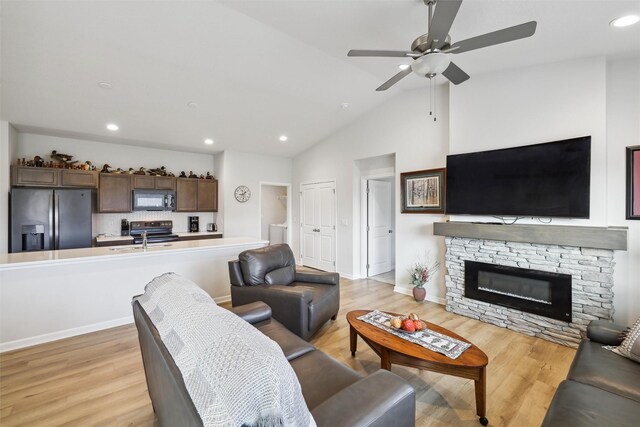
[445, 136, 591, 218]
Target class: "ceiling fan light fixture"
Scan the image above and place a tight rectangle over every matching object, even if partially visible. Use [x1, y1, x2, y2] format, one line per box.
[610, 15, 639, 27]
[411, 52, 451, 77]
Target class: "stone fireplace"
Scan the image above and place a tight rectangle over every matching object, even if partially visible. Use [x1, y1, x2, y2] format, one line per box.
[434, 222, 628, 348]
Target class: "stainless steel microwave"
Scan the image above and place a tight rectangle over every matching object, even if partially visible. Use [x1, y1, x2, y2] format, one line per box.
[132, 190, 176, 211]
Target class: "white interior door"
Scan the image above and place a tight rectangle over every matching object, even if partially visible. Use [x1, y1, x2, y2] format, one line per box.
[301, 182, 335, 271]
[367, 180, 392, 276]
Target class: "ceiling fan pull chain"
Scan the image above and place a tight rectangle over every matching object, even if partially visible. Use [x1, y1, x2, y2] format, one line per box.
[433, 75, 437, 122]
[428, 77, 433, 117]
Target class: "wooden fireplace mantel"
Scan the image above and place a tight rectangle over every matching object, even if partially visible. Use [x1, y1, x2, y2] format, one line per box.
[433, 222, 628, 251]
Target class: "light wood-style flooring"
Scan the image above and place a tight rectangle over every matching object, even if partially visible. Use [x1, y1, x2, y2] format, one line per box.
[0, 277, 575, 426]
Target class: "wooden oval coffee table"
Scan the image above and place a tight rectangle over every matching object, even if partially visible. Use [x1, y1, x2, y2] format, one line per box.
[347, 310, 489, 426]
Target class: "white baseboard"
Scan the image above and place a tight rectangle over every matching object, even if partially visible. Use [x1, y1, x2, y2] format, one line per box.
[0, 316, 134, 353]
[214, 295, 231, 304]
[393, 285, 446, 305]
[339, 271, 360, 280]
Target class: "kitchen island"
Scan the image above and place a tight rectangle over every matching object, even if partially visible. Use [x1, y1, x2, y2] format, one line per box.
[0, 237, 267, 351]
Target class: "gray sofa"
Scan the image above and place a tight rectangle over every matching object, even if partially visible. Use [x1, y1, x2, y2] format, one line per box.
[229, 244, 340, 341]
[541, 320, 640, 426]
[133, 299, 416, 427]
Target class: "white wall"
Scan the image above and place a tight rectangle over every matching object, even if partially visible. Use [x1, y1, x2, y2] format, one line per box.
[293, 86, 449, 302]
[606, 58, 640, 326]
[0, 122, 18, 254]
[221, 150, 292, 239]
[260, 184, 287, 242]
[449, 56, 639, 325]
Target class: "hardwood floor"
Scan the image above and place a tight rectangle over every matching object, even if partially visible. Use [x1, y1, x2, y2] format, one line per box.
[0, 277, 575, 426]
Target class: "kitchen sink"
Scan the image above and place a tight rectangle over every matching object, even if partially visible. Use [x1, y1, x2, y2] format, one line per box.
[109, 243, 173, 251]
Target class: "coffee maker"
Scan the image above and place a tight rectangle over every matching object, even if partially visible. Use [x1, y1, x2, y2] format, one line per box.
[188, 216, 199, 232]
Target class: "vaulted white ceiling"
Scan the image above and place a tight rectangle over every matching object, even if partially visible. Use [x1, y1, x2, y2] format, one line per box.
[2, 0, 639, 157]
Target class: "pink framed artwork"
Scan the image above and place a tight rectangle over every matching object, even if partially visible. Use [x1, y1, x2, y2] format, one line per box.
[627, 146, 640, 220]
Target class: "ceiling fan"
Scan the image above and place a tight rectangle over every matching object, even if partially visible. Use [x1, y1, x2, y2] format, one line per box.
[348, 0, 537, 91]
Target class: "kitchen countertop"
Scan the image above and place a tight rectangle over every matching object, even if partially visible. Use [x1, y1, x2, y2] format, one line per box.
[95, 231, 223, 244]
[0, 237, 265, 270]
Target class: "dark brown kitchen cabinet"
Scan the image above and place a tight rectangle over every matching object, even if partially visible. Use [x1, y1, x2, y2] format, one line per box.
[132, 175, 155, 189]
[176, 178, 217, 212]
[11, 166, 99, 188]
[60, 169, 99, 188]
[176, 178, 198, 212]
[132, 175, 176, 191]
[197, 179, 218, 212]
[98, 173, 132, 212]
[155, 176, 176, 191]
[12, 166, 59, 187]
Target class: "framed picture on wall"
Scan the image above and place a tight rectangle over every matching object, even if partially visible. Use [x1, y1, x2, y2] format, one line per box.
[626, 145, 640, 220]
[401, 168, 446, 214]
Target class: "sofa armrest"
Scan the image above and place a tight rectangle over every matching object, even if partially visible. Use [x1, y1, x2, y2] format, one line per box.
[587, 320, 628, 346]
[311, 370, 415, 427]
[227, 302, 272, 324]
[228, 260, 245, 286]
[295, 270, 339, 286]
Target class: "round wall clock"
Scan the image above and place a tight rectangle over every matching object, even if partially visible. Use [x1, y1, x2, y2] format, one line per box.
[234, 185, 251, 203]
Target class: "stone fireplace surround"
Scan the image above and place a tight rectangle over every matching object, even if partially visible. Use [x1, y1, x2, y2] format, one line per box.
[434, 222, 628, 348]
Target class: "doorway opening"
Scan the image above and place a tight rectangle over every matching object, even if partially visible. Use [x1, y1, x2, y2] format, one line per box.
[357, 154, 396, 285]
[259, 183, 290, 245]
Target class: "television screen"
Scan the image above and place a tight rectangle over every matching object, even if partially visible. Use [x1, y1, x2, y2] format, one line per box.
[445, 136, 591, 218]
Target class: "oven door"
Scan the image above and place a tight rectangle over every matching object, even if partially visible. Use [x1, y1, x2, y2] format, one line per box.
[133, 190, 169, 211]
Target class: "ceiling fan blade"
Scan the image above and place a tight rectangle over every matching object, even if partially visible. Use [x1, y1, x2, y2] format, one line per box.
[376, 68, 412, 91]
[348, 49, 414, 58]
[449, 21, 537, 54]
[442, 62, 470, 85]
[427, 0, 463, 49]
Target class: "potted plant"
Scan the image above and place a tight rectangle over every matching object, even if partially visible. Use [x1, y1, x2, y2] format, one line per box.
[409, 256, 440, 302]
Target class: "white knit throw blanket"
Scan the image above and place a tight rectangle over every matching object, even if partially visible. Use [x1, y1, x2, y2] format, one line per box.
[136, 273, 315, 427]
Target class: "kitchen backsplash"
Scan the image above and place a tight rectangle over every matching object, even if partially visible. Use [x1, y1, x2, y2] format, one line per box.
[93, 211, 217, 236]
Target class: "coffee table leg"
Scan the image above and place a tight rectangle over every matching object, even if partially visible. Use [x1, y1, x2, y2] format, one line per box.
[475, 366, 488, 425]
[380, 348, 391, 371]
[350, 325, 357, 356]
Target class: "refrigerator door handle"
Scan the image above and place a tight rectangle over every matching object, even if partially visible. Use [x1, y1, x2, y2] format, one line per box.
[54, 193, 60, 249]
[49, 193, 55, 247]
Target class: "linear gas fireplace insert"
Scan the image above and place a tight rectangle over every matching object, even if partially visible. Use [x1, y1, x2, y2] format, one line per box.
[464, 261, 572, 322]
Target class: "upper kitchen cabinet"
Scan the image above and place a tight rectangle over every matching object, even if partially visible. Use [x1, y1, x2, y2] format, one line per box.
[98, 173, 132, 212]
[197, 179, 218, 212]
[11, 166, 99, 188]
[176, 178, 197, 212]
[176, 178, 217, 212]
[60, 169, 99, 188]
[132, 175, 176, 191]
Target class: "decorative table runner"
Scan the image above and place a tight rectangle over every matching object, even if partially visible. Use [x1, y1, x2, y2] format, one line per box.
[357, 310, 471, 360]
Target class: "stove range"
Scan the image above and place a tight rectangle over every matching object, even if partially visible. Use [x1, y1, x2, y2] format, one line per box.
[129, 220, 180, 244]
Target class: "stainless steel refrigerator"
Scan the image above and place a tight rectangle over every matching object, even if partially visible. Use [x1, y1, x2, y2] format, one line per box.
[10, 188, 93, 253]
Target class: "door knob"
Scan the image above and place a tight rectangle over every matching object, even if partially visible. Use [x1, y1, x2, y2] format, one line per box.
[389, 230, 393, 233]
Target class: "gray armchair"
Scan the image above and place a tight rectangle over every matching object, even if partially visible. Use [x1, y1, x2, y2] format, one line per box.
[229, 244, 339, 341]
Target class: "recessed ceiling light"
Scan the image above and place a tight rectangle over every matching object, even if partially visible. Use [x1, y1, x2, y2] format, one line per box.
[106, 123, 119, 131]
[398, 64, 411, 70]
[610, 15, 639, 27]
[204, 138, 214, 145]
[187, 102, 199, 108]
[340, 102, 350, 109]
[279, 135, 288, 142]
[98, 82, 113, 89]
